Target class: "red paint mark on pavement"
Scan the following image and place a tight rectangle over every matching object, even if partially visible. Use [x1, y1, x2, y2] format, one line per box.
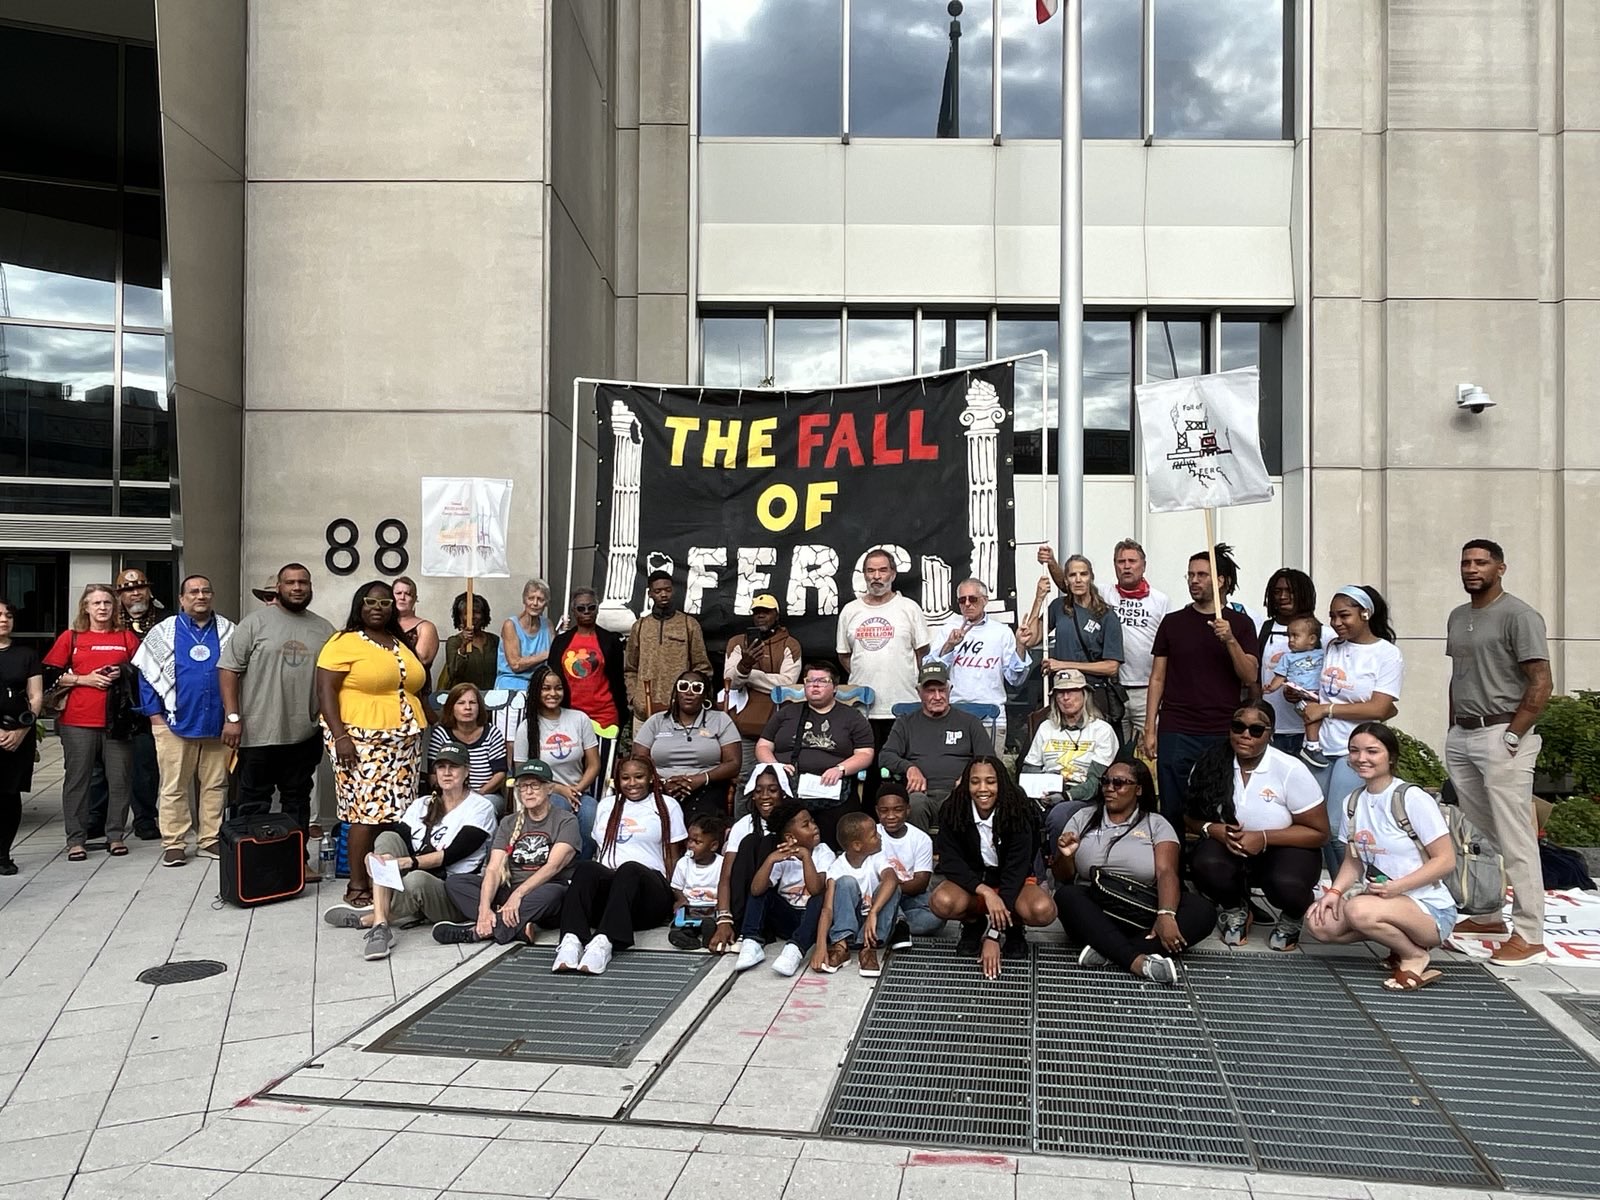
[907, 1151, 1015, 1169]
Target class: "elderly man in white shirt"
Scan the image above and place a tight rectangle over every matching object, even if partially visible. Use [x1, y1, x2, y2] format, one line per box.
[931, 578, 1031, 747]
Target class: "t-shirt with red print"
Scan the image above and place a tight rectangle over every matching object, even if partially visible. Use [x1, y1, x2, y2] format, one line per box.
[561, 630, 617, 727]
[42, 629, 140, 729]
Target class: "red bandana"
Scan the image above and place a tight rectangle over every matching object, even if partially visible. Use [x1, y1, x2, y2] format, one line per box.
[1116, 580, 1150, 600]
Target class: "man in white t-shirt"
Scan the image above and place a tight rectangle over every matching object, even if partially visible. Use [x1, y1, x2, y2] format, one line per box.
[931, 577, 1030, 747]
[837, 547, 930, 799]
[1098, 538, 1169, 745]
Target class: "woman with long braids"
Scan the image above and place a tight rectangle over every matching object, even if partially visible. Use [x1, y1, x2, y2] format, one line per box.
[930, 756, 1057, 979]
[633, 668, 741, 822]
[552, 755, 687, 975]
[707, 763, 792, 953]
[1257, 568, 1322, 755]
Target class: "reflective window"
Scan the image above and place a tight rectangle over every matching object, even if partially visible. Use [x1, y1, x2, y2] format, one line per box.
[124, 46, 162, 189]
[773, 314, 840, 388]
[0, 27, 119, 183]
[121, 333, 168, 483]
[700, 0, 843, 135]
[845, 315, 915, 382]
[1146, 316, 1205, 381]
[1221, 318, 1283, 474]
[1154, 0, 1286, 139]
[851, 0, 993, 138]
[0, 181, 118, 325]
[918, 314, 987, 373]
[120, 485, 170, 517]
[701, 314, 768, 387]
[1001, 0, 1141, 139]
[122, 192, 164, 329]
[0, 326, 116, 478]
[0, 483, 113, 517]
[1002, 316, 1133, 474]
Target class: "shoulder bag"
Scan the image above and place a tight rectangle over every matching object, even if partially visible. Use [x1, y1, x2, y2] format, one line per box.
[1084, 812, 1161, 932]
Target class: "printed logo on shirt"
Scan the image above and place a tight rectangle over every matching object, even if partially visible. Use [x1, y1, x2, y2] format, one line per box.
[1351, 828, 1382, 860]
[944, 730, 964, 746]
[1082, 619, 1101, 634]
[188, 644, 212, 662]
[562, 646, 601, 679]
[800, 718, 837, 752]
[681, 881, 718, 906]
[543, 731, 576, 761]
[616, 814, 645, 844]
[1321, 664, 1350, 694]
[853, 616, 896, 652]
[281, 639, 312, 668]
[1259, 786, 1279, 803]
[884, 849, 914, 882]
[425, 825, 451, 850]
[1117, 600, 1158, 630]
[510, 831, 552, 871]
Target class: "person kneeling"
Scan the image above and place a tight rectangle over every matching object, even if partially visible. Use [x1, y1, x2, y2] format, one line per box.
[930, 756, 1058, 980]
[734, 801, 832, 977]
[433, 759, 579, 946]
[1051, 759, 1215, 985]
[814, 812, 900, 977]
[1304, 722, 1458, 991]
[323, 742, 498, 961]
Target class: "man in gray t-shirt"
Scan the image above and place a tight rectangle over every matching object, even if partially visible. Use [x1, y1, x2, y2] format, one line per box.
[1444, 539, 1553, 965]
[218, 564, 335, 837]
[879, 662, 994, 833]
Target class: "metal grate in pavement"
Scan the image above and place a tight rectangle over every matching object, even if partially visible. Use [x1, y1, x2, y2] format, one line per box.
[1553, 994, 1600, 1042]
[137, 960, 228, 986]
[369, 946, 715, 1066]
[1334, 960, 1600, 1195]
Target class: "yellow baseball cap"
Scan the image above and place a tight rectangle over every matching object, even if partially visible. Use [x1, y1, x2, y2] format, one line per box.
[752, 594, 780, 611]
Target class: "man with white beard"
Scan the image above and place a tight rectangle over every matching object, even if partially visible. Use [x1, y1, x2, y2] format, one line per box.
[837, 548, 929, 804]
[84, 569, 166, 841]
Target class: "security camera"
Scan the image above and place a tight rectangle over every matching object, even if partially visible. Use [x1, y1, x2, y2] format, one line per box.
[1456, 384, 1495, 414]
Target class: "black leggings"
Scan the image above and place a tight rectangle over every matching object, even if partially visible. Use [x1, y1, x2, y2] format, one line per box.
[558, 860, 674, 950]
[1190, 839, 1321, 919]
[0, 790, 19, 859]
[1055, 882, 1217, 971]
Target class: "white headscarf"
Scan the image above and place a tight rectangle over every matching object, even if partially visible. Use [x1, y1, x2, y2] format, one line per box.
[742, 761, 794, 798]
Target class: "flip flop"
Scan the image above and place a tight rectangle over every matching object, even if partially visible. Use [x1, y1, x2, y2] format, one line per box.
[1383, 967, 1442, 992]
[108, 843, 129, 857]
[67, 847, 88, 862]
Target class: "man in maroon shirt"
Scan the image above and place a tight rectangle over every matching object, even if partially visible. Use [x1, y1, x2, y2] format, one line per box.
[1142, 544, 1261, 837]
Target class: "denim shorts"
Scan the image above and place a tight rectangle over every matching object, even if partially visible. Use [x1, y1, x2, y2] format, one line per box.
[1411, 897, 1458, 947]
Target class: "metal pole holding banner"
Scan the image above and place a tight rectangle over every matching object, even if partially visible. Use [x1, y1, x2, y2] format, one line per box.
[1057, 0, 1084, 556]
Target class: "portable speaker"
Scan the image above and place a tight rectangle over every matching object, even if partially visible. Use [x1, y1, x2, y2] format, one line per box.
[218, 814, 305, 907]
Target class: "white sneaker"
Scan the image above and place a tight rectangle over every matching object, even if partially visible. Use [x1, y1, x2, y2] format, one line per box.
[552, 933, 583, 973]
[577, 934, 613, 975]
[771, 943, 805, 977]
[1077, 944, 1111, 969]
[734, 939, 767, 972]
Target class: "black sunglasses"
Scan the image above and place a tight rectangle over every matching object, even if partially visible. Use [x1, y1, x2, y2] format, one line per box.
[573, 604, 598, 613]
[1230, 720, 1270, 737]
[1101, 776, 1138, 791]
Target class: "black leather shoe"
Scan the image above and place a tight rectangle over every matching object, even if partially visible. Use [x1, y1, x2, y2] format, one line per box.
[132, 823, 161, 841]
[956, 920, 984, 957]
[1002, 925, 1029, 961]
[0, 859, 17, 876]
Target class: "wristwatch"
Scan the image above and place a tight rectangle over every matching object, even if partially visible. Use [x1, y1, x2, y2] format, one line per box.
[226, 713, 241, 724]
[1503, 730, 1521, 749]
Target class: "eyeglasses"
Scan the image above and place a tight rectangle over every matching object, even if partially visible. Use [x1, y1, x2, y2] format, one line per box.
[1101, 776, 1138, 792]
[362, 597, 395, 610]
[675, 680, 706, 695]
[573, 604, 598, 613]
[184, 588, 214, 597]
[804, 676, 833, 686]
[1230, 720, 1270, 737]
[956, 595, 984, 605]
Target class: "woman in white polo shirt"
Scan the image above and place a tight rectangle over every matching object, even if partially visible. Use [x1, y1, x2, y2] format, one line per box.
[1185, 701, 1330, 952]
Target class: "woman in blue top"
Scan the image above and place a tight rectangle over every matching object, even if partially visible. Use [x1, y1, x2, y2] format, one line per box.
[1022, 555, 1125, 743]
[495, 578, 553, 692]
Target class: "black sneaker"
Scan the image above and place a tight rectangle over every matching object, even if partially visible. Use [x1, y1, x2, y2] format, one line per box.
[888, 919, 913, 950]
[956, 920, 984, 956]
[132, 823, 161, 841]
[431, 921, 481, 946]
[1002, 925, 1029, 961]
[0, 858, 17, 877]
[668, 924, 705, 951]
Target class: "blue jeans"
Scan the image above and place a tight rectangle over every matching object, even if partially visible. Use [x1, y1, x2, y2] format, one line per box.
[1271, 732, 1304, 756]
[570, 791, 597, 860]
[1315, 753, 1361, 878]
[741, 888, 824, 951]
[1156, 732, 1227, 845]
[828, 876, 900, 947]
[899, 889, 946, 936]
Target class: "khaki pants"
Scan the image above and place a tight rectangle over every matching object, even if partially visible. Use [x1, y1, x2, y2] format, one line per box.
[1122, 686, 1149, 744]
[373, 830, 456, 924]
[153, 725, 229, 852]
[1446, 725, 1543, 939]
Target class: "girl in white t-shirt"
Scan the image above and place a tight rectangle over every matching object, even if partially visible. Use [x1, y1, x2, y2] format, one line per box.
[708, 763, 791, 953]
[551, 755, 686, 976]
[1305, 722, 1458, 991]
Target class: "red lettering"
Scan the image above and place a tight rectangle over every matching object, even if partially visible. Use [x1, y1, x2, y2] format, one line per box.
[823, 414, 865, 468]
[907, 410, 939, 461]
[797, 414, 829, 468]
[871, 413, 904, 465]
[1554, 942, 1600, 960]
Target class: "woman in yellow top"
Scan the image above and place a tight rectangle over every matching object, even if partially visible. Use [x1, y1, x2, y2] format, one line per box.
[317, 580, 432, 909]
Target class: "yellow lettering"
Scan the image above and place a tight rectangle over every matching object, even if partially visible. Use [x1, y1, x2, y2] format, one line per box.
[757, 483, 798, 532]
[701, 419, 740, 468]
[804, 481, 839, 531]
[665, 416, 700, 467]
[747, 418, 778, 468]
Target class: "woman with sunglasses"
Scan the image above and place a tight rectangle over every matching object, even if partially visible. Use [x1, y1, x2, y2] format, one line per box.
[316, 580, 432, 910]
[1052, 758, 1215, 985]
[1185, 702, 1329, 951]
[548, 587, 627, 783]
[633, 669, 741, 823]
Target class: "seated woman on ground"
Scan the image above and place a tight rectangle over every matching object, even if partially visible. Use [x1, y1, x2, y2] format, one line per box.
[733, 799, 835, 977]
[707, 763, 791, 953]
[1184, 701, 1329, 951]
[323, 742, 499, 961]
[1052, 758, 1216, 985]
[931, 756, 1058, 980]
[1022, 669, 1120, 840]
[432, 758, 580, 946]
[668, 812, 729, 950]
[552, 755, 687, 976]
[1305, 721, 1458, 991]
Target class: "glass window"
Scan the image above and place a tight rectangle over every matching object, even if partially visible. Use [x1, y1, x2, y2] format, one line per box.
[773, 314, 840, 388]
[851, 0, 993, 139]
[1221, 318, 1283, 475]
[123, 45, 162, 190]
[0, 180, 118, 325]
[0, 483, 113, 517]
[0, 326, 115, 478]
[122, 192, 164, 329]
[700, 0, 843, 135]
[120, 484, 170, 517]
[1146, 316, 1205, 381]
[701, 314, 768, 387]
[1154, 0, 1286, 139]
[845, 315, 914, 382]
[1001, 0, 1141, 139]
[0, 28, 119, 183]
[120, 333, 168, 483]
[918, 314, 987, 373]
[1002, 315, 1133, 474]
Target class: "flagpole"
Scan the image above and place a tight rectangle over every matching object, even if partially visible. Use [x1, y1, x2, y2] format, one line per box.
[1057, 0, 1083, 554]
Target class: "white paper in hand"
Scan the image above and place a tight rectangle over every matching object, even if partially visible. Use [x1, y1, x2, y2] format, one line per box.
[798, 773, 842, 802]
[366, 854, 404, 891]
[1020, 774, 1061, 801]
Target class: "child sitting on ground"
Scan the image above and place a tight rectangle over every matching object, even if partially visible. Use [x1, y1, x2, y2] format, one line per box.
[1264, 614, 1328, 765]
[733, 802, 834, 977]
[669, 813, 728, 950]
[875, 784, 943, 944]
[814, 811, 900, 978]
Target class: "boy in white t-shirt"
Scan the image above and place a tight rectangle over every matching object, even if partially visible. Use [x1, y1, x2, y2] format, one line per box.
[733, 803, 835, 977]
[875, 784, 943, 941]
[669, 813, 727, 950]
[814, 812, 900, 978]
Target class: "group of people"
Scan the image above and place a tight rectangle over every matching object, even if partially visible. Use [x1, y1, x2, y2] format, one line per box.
[0, 535, 1552, 991]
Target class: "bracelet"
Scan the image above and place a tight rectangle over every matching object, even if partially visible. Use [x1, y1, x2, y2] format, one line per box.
[334, 733, 353, 743]
[1201, 822, 1213, 839]
[715, 916, 735, 926]
[703, 771, 711, 788]
[1325, 886, 1344, 898]
[1157, 908, 1177, 917]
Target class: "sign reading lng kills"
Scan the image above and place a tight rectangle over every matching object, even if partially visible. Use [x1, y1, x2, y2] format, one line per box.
[592, 363, 1017, 653]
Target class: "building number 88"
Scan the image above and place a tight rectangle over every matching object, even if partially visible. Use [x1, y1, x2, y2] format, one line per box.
[325, 519, 410, 576]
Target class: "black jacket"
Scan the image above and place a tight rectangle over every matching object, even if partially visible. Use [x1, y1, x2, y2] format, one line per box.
[935, 806, 1038, 909]
[548, 624, 628, 726]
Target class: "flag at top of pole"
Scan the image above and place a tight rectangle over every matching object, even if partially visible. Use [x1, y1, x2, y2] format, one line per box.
[1037, 0, 1059, 21]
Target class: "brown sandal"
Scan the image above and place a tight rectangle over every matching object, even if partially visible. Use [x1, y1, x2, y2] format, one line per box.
[1383, 967, 1442, 992]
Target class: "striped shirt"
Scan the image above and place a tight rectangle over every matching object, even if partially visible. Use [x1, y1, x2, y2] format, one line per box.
[426, 724, 509, 796]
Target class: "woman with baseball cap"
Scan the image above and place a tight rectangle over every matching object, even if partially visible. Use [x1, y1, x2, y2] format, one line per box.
[722, 593, 801, 792]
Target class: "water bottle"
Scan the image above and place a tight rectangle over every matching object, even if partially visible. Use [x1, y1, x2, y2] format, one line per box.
[320, 829, 336, 871]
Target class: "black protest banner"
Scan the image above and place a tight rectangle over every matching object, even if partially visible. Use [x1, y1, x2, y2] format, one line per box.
[591, 362, 1017, 655]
